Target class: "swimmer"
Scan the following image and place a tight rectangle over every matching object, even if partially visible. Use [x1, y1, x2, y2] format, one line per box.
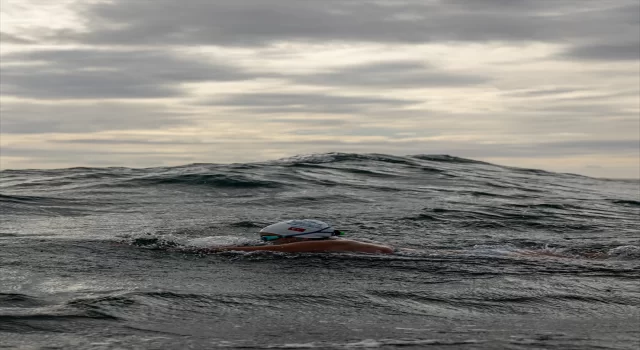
[207, 219, 394, 254]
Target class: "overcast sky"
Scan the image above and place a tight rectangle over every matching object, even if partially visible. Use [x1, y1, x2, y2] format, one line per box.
[1, 0, 638, 178]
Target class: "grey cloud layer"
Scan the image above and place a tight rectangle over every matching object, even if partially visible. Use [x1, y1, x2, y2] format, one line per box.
[1, 49, 250, 99]
[210, 92, 421, 114]
[0, 32, 34, 44]
[2, 46, 482, 103]
[563, 41, 640, 61]
[1, 0, 638, 176]
[1, 47, 488, 101]
[0, 102, 191, 134]
[295, 62, 489, 87]
[214, 93, 415, 107]
[53, 0, 639, 56]
[2, 0, 636, 103]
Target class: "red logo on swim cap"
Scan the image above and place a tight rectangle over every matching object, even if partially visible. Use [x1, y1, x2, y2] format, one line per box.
[288, 227, 306, 232]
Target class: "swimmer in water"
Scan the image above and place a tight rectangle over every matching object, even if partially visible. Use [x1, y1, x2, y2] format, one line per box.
[197, 219, 607, 259]
[208, 219, 394, 254]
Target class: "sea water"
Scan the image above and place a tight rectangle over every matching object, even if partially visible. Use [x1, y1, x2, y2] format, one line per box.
[1, 153, 639, 349]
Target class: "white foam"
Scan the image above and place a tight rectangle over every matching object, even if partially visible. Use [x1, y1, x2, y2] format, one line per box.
[273, 153, 337, 164]
[608, 245, 640, 259]
[183, 236, 256, 248]
[271, 343, 319, 348]
[124, 232, 257, 251]
[344, 339, 382, 348]
[470, 243, 521, 256]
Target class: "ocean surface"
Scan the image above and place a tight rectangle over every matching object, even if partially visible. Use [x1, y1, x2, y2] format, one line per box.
[1, 153, 639, 350]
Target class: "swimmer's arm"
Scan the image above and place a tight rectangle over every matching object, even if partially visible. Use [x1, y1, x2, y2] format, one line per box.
[205, 245, 295, 253]
[287, 240, 393, 254]
[205, 240, 393, 254]
[205, 241, 341, 253]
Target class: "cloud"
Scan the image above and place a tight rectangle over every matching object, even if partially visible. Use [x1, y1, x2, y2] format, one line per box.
[206, 92, 421, 114]
[49, 139, 207, 145]
[0, 49, 252, 99]
[562, 41, 640, 61]
[294, 61, 489, 88]
[264, 118, 349, 126]
[518, 103, 637, 118]
[0, 0, 638, 178]
[46, 0, 637, 48]
[504, 87, 585, 98]
[543, 139, 639, 152]
[0, 32, 34, 44]
[0, 101, 192, 134]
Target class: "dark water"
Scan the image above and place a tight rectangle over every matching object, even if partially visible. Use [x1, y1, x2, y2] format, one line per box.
[1, 153, 639, 350]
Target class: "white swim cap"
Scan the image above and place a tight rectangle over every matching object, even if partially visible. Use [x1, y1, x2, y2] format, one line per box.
[260, 219, 338, 239]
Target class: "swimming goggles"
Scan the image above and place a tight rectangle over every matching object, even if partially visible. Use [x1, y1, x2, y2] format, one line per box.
[260, 229, 345, 241]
